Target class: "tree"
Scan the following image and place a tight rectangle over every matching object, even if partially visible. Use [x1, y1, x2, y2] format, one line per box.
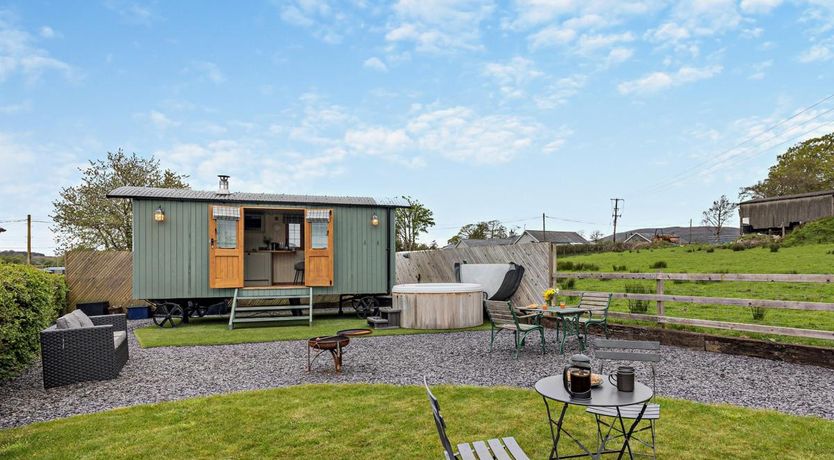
[588, 230, 604, 243]
[702, 195, 738, 242]
[395, 196, 435, 251]
[51, 150, 189, 252]
[740, 132, 834, 199]
[447, 220, 515, 244]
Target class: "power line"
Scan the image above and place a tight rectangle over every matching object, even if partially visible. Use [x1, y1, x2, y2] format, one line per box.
[637, 93, 834, 195]
[544, 215, 603, 226]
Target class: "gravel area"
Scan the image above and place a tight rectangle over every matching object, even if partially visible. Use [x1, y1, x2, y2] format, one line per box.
[2, 320, 833, 428]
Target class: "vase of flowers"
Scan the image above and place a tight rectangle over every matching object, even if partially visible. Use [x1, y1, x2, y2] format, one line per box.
[543, 287, 559, 307]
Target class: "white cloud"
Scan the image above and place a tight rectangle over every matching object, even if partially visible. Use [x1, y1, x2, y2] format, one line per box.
[103, 0, 156, 26]
[483, 56, 543, 98]
[798, 44, 833, 63]
[0, 100, 30, 113]
[528, 26, 576, 49]
[279, 0, 346, 44]
[645, 22, 690, 43]
[385, 0, 495, 53]
[38, 26, 57, 39]
[345, 106, 567, 165]
[0, 13, 74, 83]
[617, 65, 722, 95]
[535, 74, 587, 108]
[576, 32, 634, 55]
[363, 56, 388, 72]
[748, 59, 772, 79]
[147, 110, 178, 129]
[187, 61, 225, 84]
[740, 0, 782, 14]
[605, 47, 634, 66]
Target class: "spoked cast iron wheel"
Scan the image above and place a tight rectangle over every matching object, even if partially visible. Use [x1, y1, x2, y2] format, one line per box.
[153, 302, 184, 328]
[352, 296, 379, 319]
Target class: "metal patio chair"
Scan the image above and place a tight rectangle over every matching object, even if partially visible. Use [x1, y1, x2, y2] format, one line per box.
[484, 300, 546, 358]
[424, 377, 530, 460]
[587, 339, 662, 458]
[578, 292, 613, 339]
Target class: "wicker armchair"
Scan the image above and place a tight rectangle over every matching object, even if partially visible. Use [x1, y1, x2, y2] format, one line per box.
[40, 311, 129, 389]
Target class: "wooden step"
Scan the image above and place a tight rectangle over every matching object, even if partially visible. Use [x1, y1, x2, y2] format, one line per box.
[232, 316, 310, 324]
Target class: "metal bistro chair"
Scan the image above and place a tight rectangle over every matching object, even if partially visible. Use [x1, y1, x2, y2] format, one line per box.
[484, 300, 546, 359]
[587, 339, 662, 458]
[424, 377, 530, 460]
[577, 292, 613, 339]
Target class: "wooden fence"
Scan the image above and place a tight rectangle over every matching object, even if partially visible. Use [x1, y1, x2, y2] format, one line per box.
[396, 242, 554, 308]
[66, 250, 134, 310]
[557, 272, 834, 341]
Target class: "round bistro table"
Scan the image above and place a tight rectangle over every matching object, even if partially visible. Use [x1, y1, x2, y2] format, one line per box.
[535, 375, 653, 460]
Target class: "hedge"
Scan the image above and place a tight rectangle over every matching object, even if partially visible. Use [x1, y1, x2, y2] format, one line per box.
[0, 264, 68, 381]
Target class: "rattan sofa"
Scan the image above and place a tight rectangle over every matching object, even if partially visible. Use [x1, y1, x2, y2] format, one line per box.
[40, 310, 129, 389]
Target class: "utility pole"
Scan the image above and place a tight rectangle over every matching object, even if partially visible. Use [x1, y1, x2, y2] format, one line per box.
[26, 214, 32, 265]
[611, 199, 623, 243]
[542, 212, 546, 235]
[689, 219, 693, 245]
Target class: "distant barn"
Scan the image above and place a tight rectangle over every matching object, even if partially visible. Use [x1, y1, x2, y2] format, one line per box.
[739, 190, 834, 235]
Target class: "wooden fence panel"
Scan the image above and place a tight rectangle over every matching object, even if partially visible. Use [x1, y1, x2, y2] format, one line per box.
[66, 250, 133, 310]
[395, 242, 551, 307]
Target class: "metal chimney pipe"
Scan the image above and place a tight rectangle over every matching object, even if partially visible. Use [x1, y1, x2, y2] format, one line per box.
[218, 175, 230, 195]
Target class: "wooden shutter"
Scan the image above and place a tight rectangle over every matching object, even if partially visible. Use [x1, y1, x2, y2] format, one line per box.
[208, 205, 244, 289]
[304, 209, 334, 287]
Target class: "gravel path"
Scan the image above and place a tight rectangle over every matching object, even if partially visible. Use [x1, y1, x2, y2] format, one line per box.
[2, 320, 833, 428]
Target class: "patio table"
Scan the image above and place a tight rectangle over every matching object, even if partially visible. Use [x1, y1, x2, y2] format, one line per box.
[535, 375, 653, 460]
[519, 306, 587, 354]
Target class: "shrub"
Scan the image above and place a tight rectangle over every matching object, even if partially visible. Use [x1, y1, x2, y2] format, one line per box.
[649, 260, 667, 269]
[705, 247, 715, 253]
[731, 243, 746, 252]
[559, 278, 576, 290]
[557, 261, 599, 272]
[751, 306, 767, 321]
[624, 283, 650, 314]
[612, 265, 628, 272]
[0, 264, 67, 381]
[557, 260, 575, 271]
[770, 244, 780, 253]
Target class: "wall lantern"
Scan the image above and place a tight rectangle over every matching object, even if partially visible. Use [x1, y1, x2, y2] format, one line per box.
[370, 213, 380, 227]
[154, 207, 166, 223]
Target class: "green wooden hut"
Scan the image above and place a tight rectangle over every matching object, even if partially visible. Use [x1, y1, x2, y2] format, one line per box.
[108, 176, 406, 327]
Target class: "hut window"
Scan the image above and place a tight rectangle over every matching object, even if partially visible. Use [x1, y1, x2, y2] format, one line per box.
[311, 222, 328, 249]
[287, 223, 301, 248]
[213, 206, 240, 249]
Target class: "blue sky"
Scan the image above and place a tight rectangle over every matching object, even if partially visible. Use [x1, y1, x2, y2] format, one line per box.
[1, 0, 833, 254]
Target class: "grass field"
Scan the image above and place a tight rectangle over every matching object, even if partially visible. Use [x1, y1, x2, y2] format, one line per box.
[557, 243, 834, 347]
[135, 315, 490, 348]
[1, 384, 832, 459]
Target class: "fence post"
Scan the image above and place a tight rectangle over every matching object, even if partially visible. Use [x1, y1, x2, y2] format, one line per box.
[656, 271, 665, 327]
[549, 243, 556, 288]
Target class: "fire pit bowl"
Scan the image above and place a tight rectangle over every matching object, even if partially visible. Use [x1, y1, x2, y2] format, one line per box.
[308, 335, 350, 351]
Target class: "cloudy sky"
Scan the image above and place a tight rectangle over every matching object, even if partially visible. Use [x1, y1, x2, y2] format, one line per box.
[1, 0, 833, 254]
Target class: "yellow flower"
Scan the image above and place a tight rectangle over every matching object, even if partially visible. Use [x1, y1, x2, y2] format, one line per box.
[543, 288, 557, 302]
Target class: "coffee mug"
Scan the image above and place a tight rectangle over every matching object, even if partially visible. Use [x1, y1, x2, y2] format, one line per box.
[608, 366, 635, 392]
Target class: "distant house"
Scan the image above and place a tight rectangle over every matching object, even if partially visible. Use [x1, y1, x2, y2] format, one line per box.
[604, 226, 739, 245]
[622, 233, 652, 245]
[515, 230, 589, 245]
[739, 190, 834, 235]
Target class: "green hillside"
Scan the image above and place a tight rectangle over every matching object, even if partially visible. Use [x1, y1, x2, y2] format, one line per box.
[556, 243, 834, 347]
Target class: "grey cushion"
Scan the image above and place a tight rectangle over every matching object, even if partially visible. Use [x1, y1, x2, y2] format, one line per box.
[113, 331, 127, 348]
[56, 313, 83, 329]
[72, 309, 95, 328]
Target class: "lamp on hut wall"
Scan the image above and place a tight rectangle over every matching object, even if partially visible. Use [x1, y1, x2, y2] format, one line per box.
[370, 213, 379, 227]
[154, 206, 166, 223]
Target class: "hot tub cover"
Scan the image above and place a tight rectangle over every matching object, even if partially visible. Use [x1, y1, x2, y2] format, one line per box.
[454, 262, 524, 301]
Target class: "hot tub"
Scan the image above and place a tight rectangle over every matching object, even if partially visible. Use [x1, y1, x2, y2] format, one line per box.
[392, 283, 484, 329]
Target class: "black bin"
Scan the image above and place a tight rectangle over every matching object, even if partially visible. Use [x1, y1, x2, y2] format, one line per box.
[76, 301, 110, 316]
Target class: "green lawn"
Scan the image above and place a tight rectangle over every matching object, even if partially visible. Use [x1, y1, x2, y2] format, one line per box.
[1, 384, 832, 459]
[135, 315, 490, 348]
[557, 244, 834, 347]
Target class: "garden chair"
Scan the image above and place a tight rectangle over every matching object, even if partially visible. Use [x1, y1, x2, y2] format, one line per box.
[484, 300, 546, 358]
[577, 292, 613, 338]
[424, 377, 530, 460]
[587, 339, 661, 458]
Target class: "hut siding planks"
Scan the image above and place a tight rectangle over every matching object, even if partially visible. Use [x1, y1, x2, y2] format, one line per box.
[133, 199, 392, 300]
[395, 242, 552, 308]
[66, 250, 134, 310]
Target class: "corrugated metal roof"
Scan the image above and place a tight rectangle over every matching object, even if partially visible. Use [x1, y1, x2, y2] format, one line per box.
[524, 230, 589, 245]
[107, 186, 410, 208]
[740, 190, 834, 205]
